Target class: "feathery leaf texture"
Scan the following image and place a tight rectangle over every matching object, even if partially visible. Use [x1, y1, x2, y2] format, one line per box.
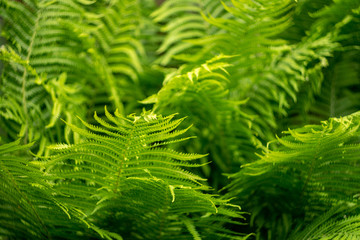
[289, 205, 360, 240]
[44, 108, 245, 239]
[143, 55, 259, 185]
[227, 112, 360, 239]
[0, 139, 120, 240]
[152, 0, 230, 65]
[0, 0, 151, 146]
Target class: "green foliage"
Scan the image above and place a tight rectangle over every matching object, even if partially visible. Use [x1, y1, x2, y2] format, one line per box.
[0, 139, 113, 240]
[46, 108, 246, 239]
[148, 0, 359, 189]
[226, 112, 360, 239]
[143, 55, 258, 187]
[289, 205, 360, 240]
[0, 109, 246, 239]
[1, 0, 360, 239]
[151, 0, 231, 65]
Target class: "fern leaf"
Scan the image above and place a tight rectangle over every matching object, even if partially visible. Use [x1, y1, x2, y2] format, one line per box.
[45, 109, 245, 239]
[0, 139, 119, 239]
[226, 112, 360, 239]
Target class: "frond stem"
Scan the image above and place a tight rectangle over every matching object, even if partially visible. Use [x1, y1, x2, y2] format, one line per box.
[114, 123, 134, 192]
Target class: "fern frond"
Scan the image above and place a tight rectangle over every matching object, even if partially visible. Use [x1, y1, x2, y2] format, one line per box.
[279, 0, 360, 129]
[79, 0, 150, 114]
[44, 108, 245, 239]
[46, 109, 207, 189]
[0, 0, 155, 146]
[150, 0, 341, 167]
[0, 0, 93, 146]
[289, 205, 360, 240]
[143, 55, 259, 187]
[0, 139, 120, 240]
[226, 112, 360, 239]
[151, 0, 231, 65]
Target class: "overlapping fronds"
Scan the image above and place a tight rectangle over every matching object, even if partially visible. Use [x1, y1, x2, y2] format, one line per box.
[145, 55, 238, 121]
[281, 0, 360, 128]
[151, 0, 230, 65]
[44, 108, 246, 239]
[150, 0, 344, 167]
[0, 140, 50, 239]
[289, 205, 360, 240]
[152, 0, 295, 65]
[226, 112, 360, 239]
[143, 55, 258, 187]
[0, 0, 91, 145]
[198, 0, 343, 141]
[0, 0, 158, 146]
[0, 33, 47, 140]
[0, 139, 118, 240]
[153, 0, 355, 143]
[1, 0, 359, 239]
[83, 0, 149, 113]
[237, 32, 339, 141]
[284, 49, 360, 128]
[198, 0, 294, 56]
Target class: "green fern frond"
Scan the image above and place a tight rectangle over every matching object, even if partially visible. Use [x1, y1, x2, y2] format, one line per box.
[46, 108, 207, 189]
[0, 139, 120, 240]
[151, 0, 231, 65]
[143, 55, 259, 184]
[43, 108, 245, 239]
[196, 0, 294, 55]
[81, 0, 149, 113]
[284, 49, 360, 128]
[0, 0, 93, 146]
[289, 205, 360, 240]
[0, 140, 50, 239]
[279, 0, 360, 129]
[0, 0, 155, 145]
[226, 112, 360, 239]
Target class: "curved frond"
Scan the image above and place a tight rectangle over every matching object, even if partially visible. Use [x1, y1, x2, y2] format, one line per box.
[0, 0, 91, 145]
[44, 108, 245, 239]
[84, 0, 148, 113]
[226, 112, 360, 239]
[151, 0, 230, 65]
[280, 0, 360, 128]
[289, 205, 360, 240]
[143, 55, 259, 188]
[0, 139, 118, 240]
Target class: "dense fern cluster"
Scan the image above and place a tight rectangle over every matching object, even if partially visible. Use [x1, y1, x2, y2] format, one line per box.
[1, 0, 360, 239]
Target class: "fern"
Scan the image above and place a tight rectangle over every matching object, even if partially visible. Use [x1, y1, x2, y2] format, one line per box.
[199, 0, 343, 142]
[81, 0, 148, 113]
[0, 0, 93, 147]
[149, 1, 359, 190]
[0, 0, 158, 146]
[280, 0, 360, 129]
[0, 139, 119, 240]
[142, 55, 259, 189]
[288, 205, 360, 240]
[151, 0, 231, 65]
[1, 0, 360, 239]
[226, 112, 360, 239]
[0, 47, 52, 147]
[43, 108, 246, 239]
[153, 0, 354, 142]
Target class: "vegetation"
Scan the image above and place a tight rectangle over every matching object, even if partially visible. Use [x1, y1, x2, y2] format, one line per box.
[0, 0, 359, 239]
